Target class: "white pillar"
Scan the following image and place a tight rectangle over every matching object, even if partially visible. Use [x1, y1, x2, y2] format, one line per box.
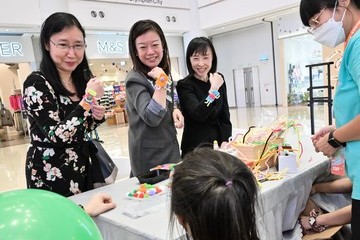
[182, 0, 207, 55]
[39, 0, 69, 22]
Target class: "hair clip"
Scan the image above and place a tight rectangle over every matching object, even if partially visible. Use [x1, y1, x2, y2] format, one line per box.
[225, 180, 233, 187]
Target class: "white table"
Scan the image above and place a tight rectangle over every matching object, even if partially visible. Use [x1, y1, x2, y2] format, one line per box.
[70, 177, 180, 240]
[70, 135, 348, 240]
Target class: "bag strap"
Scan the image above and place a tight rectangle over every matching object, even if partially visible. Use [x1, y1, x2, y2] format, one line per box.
[93, 128, 102, 142]
[85, 128, 103, 143]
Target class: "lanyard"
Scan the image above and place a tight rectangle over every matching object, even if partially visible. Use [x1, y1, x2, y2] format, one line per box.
[345, 20, 360, 48]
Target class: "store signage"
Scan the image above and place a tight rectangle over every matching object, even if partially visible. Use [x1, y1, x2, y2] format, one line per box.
[86, 35, 129, 59]
[0, 36, 35, 63]
[97, 41, 125, 54]
[129, 0, 162, 6]
[116, 0, 188, 8]
[0, 42, 23, 57]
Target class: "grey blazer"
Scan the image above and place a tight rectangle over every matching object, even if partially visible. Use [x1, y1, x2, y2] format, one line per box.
[125, 69, 181, 176]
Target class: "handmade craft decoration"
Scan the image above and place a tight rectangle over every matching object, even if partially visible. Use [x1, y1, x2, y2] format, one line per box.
[277, 145, 298, 174]
[127, 183, 166, 199]
[224, 117, 302, 182]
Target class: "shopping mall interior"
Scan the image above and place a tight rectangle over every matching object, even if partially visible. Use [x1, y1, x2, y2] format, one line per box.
[0, 1, 350, 239]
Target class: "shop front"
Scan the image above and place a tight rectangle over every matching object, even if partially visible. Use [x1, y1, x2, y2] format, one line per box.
[85, 34, 186, 126]
[0, 35, 35, 138]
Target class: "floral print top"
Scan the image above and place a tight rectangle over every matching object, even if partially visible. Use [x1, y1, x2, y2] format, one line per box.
[23, 72, 102, 197]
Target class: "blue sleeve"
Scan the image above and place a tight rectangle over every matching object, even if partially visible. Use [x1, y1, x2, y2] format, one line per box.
[347, 34, 360, 93]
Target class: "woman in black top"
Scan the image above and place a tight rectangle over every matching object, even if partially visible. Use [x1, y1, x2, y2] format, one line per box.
[176, 37, 232, 156]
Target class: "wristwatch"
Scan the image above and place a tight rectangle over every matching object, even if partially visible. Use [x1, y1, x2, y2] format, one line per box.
[309, 216, 316, 227]
[308, 215, 326, 232]
[328, 130, 346, 148]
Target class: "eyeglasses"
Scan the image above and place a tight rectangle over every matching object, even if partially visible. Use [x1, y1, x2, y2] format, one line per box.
[307, 7, 327, 34]
[49, 39, 87, 51]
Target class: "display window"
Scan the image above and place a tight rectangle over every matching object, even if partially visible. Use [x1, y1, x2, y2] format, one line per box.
[88, 57, 181, 125]
[282, 34, 324, 105]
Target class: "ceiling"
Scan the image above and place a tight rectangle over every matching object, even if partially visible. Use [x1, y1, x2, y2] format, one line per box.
[0, 4, 300, 37]
[205, 6, 300, 36]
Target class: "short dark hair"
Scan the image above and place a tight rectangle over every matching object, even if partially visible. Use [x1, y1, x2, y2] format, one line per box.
[128, 19, 171, 76]
[39, 12, 91, 98]
[186, 37, 217, 76]
[170, 148, 259, 240]
[299, 0, 360, 26]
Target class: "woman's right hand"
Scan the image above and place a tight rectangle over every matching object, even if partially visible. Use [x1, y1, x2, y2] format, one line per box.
[84, 192, 116, 217]
[86, 78, 104, 98]
[311, 125, 335, 150]
[148, 67, 166, 80]
[209, 72, 224, 91]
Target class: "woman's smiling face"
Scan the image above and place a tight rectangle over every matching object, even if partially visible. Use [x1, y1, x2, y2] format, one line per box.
[135, 30, 164, 69]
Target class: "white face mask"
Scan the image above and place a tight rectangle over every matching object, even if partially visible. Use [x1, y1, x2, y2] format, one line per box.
[312, 6, 346, 48]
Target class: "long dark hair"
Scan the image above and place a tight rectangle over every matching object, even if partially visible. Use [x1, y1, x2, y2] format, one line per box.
[39, 12, 92, 98]
[128, 19, 171, 76]
[186, 37, 217, 76]
[170, 148, 259, 240]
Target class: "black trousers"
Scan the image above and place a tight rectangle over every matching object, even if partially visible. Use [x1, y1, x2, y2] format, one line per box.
[352, 199, 360, 239]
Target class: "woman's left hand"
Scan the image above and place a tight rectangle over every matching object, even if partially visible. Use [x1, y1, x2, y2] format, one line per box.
[91, 104, 106, 120]
[173, 108, 184, 128]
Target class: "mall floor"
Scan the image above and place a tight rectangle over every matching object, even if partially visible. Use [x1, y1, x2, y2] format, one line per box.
[0, 104, 330, 193]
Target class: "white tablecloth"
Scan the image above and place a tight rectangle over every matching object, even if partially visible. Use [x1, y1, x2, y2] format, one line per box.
[69, 135, 349, 240]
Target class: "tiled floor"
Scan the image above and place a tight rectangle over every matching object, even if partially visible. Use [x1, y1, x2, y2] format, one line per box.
[0, 105, 330, 193]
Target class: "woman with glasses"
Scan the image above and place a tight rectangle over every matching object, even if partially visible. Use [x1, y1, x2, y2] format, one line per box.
[300, 0, 360, 238]
[125, 19, 183, 177]
[23, 12, 105, 197]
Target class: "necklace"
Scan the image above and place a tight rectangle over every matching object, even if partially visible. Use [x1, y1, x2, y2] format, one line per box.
[61, 78, 72, 85]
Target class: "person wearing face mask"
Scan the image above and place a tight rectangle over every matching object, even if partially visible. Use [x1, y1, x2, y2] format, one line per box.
[176, 37, 232, 157]
[300, 0, 360, 238]
[308, 1, 348, 47]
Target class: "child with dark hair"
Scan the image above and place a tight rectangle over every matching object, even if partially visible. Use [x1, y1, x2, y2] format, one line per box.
[170, 148, 259, 240]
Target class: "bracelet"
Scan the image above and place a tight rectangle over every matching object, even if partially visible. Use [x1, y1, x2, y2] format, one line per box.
[308, 209, 326, 233]
[78, 204, 85, 210]
[83, 89, 97, 105]
[155, 73, 169, 90]
[80, 100, 91, 111]
[204, 90, 220, 106]
[87, 89, 97, 97]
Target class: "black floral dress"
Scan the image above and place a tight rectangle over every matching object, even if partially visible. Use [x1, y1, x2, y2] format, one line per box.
[23, 72, 102, 197]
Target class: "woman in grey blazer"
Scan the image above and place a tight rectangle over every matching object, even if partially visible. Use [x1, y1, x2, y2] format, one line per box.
[125, 19, 183, 176]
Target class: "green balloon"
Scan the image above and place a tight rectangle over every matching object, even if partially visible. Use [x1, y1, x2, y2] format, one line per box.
[0, 189, 103, 240]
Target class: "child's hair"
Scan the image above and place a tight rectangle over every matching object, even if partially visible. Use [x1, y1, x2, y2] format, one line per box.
[170, 148, 259, 240]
